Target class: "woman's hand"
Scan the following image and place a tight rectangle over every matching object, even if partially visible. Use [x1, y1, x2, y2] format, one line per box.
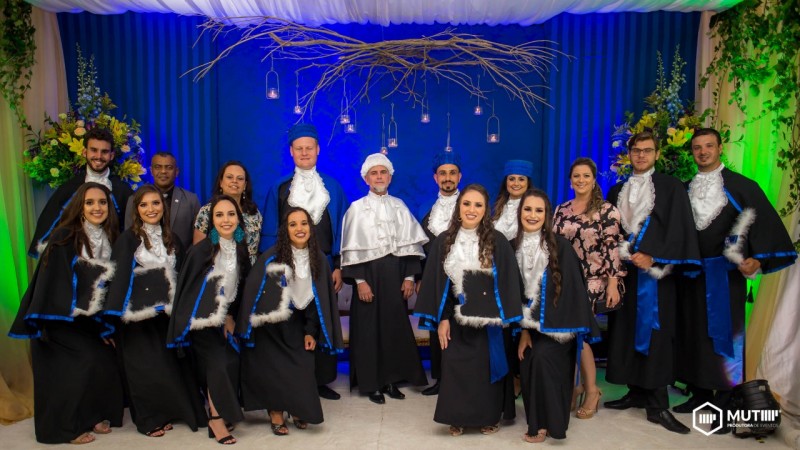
[631, 252, 654, 270]
[517, 330, 532, 361]
[606, 277, 621, 308]
[332, 269, 343, 293]
[223, 315, 235, 339]
[304, 335, 316, 351]
[357, 281, 374, 302]
[438, 319, 451, 350]
[103, 337, 116, 348]
[401, 279, 414, 300]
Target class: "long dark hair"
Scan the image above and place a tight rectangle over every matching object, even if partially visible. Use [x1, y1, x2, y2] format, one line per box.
[207, 194, 251, 277]
[491, 175, 530, 221]
[442, 184, 495, 269]
[513, 189, 562, 303]
[44, 182, 119, 264]
[275, 206, 321, 280]
[212, 161, 258, 215]
[130, 184, 175, 253]
[570, 157, 604, 221]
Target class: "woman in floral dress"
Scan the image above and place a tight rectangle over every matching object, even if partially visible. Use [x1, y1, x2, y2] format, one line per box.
[553, 157, 626, 420]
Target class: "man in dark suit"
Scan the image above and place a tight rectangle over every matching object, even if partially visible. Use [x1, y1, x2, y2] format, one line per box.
[125, 151, 200, 248]
[28, 127, 133, 257]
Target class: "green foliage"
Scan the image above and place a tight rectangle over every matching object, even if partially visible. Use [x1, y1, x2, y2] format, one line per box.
[701, 0, 800, 248]
[0, 0, 36, 131]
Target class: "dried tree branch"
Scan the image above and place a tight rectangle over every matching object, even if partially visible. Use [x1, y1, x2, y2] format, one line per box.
[186, 16, 572, 121]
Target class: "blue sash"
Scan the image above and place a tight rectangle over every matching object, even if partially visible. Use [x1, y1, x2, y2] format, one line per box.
[486, 325, 508, 383]
[702, 256, 736, 358]
[634, 267, 660, 355]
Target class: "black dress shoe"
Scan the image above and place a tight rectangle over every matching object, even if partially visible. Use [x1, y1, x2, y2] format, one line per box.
[421, 381, 440, 396]
[318, 385, 341, 400]
[604, 394, 645, 410]
[647, 410, 691, 434]
[368, 391, 386, 404]
[672, 395, 713, 414]
[382, 384, 406, 400]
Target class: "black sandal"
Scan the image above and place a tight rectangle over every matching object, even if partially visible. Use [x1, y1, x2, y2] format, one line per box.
[271, 421, 289, 436]
[208, 416, 236, 445]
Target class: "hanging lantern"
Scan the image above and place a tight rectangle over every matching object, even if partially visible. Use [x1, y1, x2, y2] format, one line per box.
[265, 56, 280, 100]
[444, 112, 453, 152]
[339, 78, 351, 124]
[473, 74, 482, 115]
[345, 109, 357, 134]
[293, 71, 303, 114]
[387, 103, 398, 148]
[420, 78, 431, 123]
[487, 99, 500, 143]
[380, 113, 388, 154]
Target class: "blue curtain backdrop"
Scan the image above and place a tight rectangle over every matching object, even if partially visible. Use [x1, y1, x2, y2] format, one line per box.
[58, 11, 700, 215]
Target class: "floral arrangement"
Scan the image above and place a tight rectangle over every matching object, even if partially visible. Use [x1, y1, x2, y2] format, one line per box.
[609, 48, 722, 182]
[22, 46, 146, 188]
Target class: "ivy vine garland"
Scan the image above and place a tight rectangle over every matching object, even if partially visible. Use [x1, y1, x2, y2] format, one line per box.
[0, 0, 35, 132]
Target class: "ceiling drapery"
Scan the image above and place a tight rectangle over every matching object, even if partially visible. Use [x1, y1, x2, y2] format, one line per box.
[28, 0, 741, 25]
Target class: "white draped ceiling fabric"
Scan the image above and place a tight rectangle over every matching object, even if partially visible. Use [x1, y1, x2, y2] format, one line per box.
[29, 0, 742, 25]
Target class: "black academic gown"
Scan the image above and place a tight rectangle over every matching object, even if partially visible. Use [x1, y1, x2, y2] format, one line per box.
[414, 230, 523, 427]
[342, 254, 427, 394]
[9, 228, 124, 444]
[419, 206, 444, 379]
[262, 176, 348, 386]
[677, 168, 797, 390]
[236, 246, 344, 423]
[606, 172, 701, 390]
[104, 230, 205, 435]
[518, 236, 600, 440]
[166, 239, 247, 423]
[28, 171, 133, 257]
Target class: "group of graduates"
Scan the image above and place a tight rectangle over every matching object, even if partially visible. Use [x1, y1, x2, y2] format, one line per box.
[9, 123, 797, 445]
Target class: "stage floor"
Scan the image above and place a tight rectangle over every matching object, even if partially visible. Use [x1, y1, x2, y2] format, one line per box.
[3, 366, 793, 449]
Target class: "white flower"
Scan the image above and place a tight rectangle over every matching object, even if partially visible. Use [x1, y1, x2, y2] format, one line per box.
[121, 144, 131, 153]
[612, 141, 620, 148]
[50, 168, 60, 177]
[76, 120, 85, 127]
[133, 135, 142, 144]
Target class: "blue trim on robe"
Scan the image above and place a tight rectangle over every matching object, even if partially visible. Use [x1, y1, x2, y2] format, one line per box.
[724, 189, 743, 213]
[242, 256, 275, 342]
[536, 270, 592, 335]
[700, 256, 736, 358]
[633, 266, 660, 355]
[493, 264, 523, 324]
[168, 266, 213, 348]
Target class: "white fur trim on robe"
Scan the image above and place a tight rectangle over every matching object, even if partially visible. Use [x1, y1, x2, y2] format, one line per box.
[121, 262, 177, 323]
[72, 258, 116, 317]
[189, 266, 239, 330]
[723, 208, 758, 279]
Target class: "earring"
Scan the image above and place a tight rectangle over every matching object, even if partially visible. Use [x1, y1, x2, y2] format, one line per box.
[210, 228, 220, 245]
[457, 216, 463, 222]
[234, 226, 245, 243]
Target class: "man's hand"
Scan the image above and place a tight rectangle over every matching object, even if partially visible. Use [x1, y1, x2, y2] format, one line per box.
[357, 281, 374, 302]
[438, 319, 451, 350]
[631, 252, 655, 270]
[332, 268, 343, 293]
[739, 257, 761, 277]
[401, 279, 414, 300]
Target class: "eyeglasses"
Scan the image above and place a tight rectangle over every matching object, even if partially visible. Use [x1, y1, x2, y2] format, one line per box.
[629, 147, 656, 156]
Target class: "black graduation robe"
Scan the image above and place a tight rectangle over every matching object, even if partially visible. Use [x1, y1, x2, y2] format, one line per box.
[341, 254, 428, 394]
[103, 230, 205, 435]
[166, 238, 246, 423]
[418, 204, 445, 379]
[606, 172, 701, 389]
[8, 228, 123, 444]
[518, 235, 600, 439]
[236, 246, 344, 423]
[28, 171, 133, 258]
[414, 230, 523, 427]
[677, 168, 797, 390]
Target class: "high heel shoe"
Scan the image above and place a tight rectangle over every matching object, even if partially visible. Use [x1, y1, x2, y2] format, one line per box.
[208, 416, 236, 445]
[570, 385, 585, 412]
[576, 389, 602, 419]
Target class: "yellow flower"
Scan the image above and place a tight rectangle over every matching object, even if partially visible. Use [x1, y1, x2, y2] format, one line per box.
[119, 160, 146, 182]
[76, 120, 85, 127]
[667, 127, 691, 147]
[121, 144, 131, 153]
[50, 139, 58, 146]
[59, 133, 85, 154]
[666, 127, 677, 136]
[678, 117, 686, 126]
[74, 127, 86, 136]
[50, 168, 60, 177]
[58, 113, 67, 120]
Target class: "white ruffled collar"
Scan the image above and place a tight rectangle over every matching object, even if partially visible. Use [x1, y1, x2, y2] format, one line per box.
[85, 167, 112, 191]
[494, 197, 520, 240]
[135, 223, 175, 268]
[427, 189, 459, 237]
[516, 230, 549, 301]
[82, 221, 111, 260]
[443, 226, 481, 281]
[288, 166, 330, 224]
[217, 237, 238, 273]
[688, 163, 727, 230]
[617, 168, 655, 235]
